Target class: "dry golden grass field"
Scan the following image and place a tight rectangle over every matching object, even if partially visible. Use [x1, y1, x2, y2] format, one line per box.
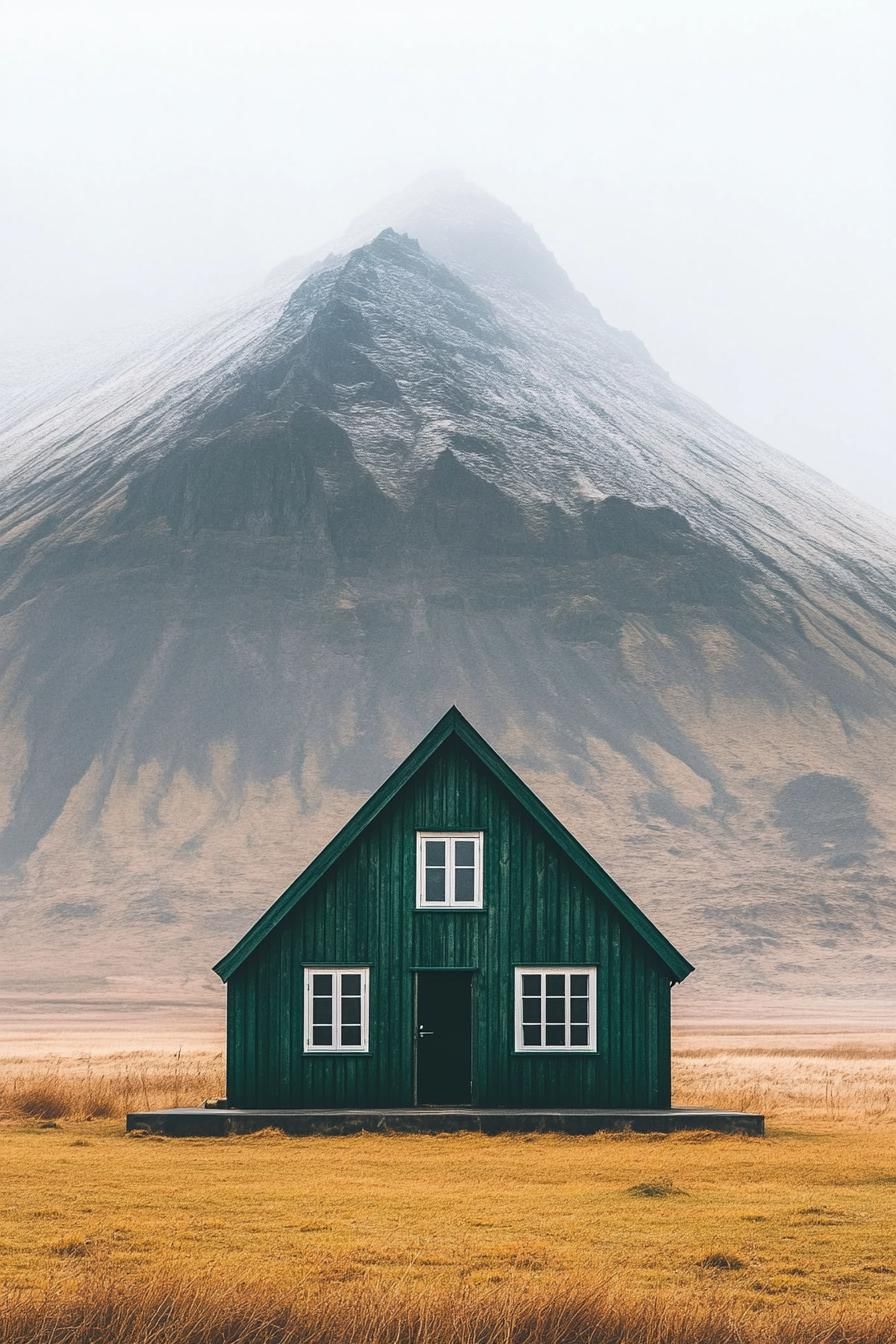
[1, 1032, 895, 1343]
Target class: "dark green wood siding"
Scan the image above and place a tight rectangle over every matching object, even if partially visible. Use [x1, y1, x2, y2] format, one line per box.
[226, 738, 673, 1108]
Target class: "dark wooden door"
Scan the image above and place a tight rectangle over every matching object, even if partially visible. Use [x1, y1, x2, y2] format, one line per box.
[415, 972, 473, 1104]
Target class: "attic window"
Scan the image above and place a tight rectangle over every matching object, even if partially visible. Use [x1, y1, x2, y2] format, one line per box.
[514, 967, 597, 1051]
[303, 968, 369, 1052]
[416, 833, 483, 908]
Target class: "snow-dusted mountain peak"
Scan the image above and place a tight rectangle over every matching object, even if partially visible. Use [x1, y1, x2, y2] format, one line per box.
[272, 175, 594, 315]
[2, 181, 896, 1015]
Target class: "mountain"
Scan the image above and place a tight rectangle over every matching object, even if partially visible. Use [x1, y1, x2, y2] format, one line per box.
[2, 179, 895, 1035]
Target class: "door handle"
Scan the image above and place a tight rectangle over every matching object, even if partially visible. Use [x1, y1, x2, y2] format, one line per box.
[417, 1027, 434, 1038]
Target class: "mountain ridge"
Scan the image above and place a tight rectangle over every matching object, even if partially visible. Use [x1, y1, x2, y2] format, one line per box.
[1, 182, 895, 1022]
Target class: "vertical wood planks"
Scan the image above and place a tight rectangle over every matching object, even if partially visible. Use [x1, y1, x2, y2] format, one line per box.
[227, 738, 676, 1109]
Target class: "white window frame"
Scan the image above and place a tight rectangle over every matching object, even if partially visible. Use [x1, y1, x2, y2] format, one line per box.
[514, 966, 597, 1052]
[415, 832, 484, 909]
[303, 967, 370, 1053]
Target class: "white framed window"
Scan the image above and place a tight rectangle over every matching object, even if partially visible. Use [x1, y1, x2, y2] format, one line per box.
[416, 832, 483, 908]
[303, 967, 369, 1052]
[514, 967, 597, 1052]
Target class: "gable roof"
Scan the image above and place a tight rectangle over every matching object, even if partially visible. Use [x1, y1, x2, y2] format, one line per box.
[213, 706, 694, 983]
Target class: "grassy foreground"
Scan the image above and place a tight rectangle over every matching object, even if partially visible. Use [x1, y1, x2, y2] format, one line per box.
[3, 1275, 896, 1344]
[1, 1039, 894, 1341]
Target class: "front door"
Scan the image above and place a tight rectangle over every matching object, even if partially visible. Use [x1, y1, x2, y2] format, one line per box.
[415, 972, 473, 1105]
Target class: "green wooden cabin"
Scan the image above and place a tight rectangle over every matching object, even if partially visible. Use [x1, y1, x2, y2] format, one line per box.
[214, 708, 693, 1111]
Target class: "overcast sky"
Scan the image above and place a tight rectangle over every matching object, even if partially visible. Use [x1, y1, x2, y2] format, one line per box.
[2, 0, 893, 514]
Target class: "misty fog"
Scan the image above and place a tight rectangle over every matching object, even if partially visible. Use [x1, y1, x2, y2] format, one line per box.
[1, 0, 893, 512]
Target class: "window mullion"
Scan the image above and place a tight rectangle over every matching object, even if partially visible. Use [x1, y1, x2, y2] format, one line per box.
[363, 971, 369, 1048]
[591, 970, 596, 1050]
[447, 838, 454, 906]
[334, 971, 342, 1044]
[565, 973, 571, 1048]
[476, 835, 481, 906]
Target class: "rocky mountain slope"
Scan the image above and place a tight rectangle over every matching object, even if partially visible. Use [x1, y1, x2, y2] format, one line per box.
[2, 181, 895, 1025]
